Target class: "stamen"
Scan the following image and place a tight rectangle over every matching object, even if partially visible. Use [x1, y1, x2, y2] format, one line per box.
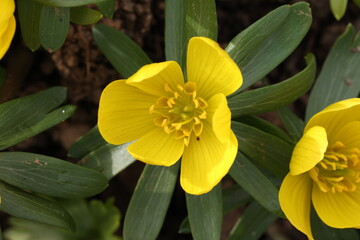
[310, 141, 360, 193]
[149, 81, 208, 147]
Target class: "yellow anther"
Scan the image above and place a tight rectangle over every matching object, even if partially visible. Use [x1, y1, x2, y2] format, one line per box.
[150, 81, 208, 147]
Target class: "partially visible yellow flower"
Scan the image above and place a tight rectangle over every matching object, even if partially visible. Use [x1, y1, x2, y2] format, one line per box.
[0, 0, 16, 59]
[279, 98, 360, 240]
[98, 37, 243, 195]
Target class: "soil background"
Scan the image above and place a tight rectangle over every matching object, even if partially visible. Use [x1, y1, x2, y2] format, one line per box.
[2, 0, 360, 239]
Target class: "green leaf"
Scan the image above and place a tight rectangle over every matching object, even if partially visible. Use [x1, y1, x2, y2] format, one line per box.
[0, 66, 6, 89]
[33, 0, 106, 7]
[186, 184, 222, 240]
[0, 87, 67, 150]
[179, 185, 251, 234]
[69, 126, 134, 179]
[236, 115, 292, 144]
[0, 181, 74, 231]
[311, 209, 359, 240]
[17, 0, 42, 51]
[354, 0, 360, 7]
[330, 0, 348, 20]
[228, 201, 277, 240]
[39, 6, 70, 52]
[229, 54, 316, 117]
[93, 24, 152, 78]
[0, 152, 108, 198]
[277, 106, 305, 142]
[68, 126, 107, 159]
[226, 2, 312, 92]
[123, 164, 179, 240]
[79, 142, 135, 180]
[229, 151, 283, 216]
[185, 0, 217, 41]
[232, 121, 293, 178]
[306, 24, 360, 121]
[165, 0, 186, 69]
[70, 7, 103, 25]
[5, 198, 122, 240]
[96, 0, 116, 18]
[0, 105, 76, 150]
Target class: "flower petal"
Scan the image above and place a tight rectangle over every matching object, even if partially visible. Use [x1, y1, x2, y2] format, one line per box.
[306, 98, 360, 137]
[290, 126, 328, 175]
[126, 61, 184, 96]
[0, 15, 15, 60]
[0, 0, 15, 24]
[312, 185, 360, 228]
[127, 127, 184, 166]
[180, 124, 238, 195]
[186, 37, 242, 99]
[206, 93, 231, 143]
[279, 173, 314, 240]
[98, 80, 156, 145]
[330, 121, 360, 148]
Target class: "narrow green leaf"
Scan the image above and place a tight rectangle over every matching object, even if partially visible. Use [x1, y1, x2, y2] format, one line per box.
[165, 0, 186, 69]
[226, 2, 312, 92]
[70, 7, 103, 25]
[0, 87, 67, 150]
[229, 54, 315, 117]
[123, 164, 179, 240]
[69, 126, 134, 179]
[39, 6, 70, 52]
[306, 24, 360, 121]
[311, 209, 359, 240]
[17, 0, 42, 51]
[236, 115, 292, 144]
[0, 66, 6, 89]
[185, 0, 217, 41]
[33, 0, 106, 7]
[330, 0, 348, 20]
[186, 184, 222, 240]
[0, 181, 74, 231]
[79, 142, 135, 180]
[179, 185, 251, 234]
[68, 126, 106, 159]
[228, 201, 277, 240]
[354, 0, 360, 7]
[96, 0, 116, 18]
[0, 105, 76, 150]
[93, 24, 152, 78]
[277, 106, 305, 142]
[229, 152, 283, 216]
[0, 152, 108, 198]
[232, 121, 293, 177]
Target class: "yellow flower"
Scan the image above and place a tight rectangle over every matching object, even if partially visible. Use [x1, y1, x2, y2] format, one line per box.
[98, 37, 243, 195]
[0, 0, 16, 59]
[279, 98, 360, 239]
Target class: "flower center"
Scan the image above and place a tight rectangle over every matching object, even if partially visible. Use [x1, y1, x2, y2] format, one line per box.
[149, 81, 208, 146]
[309, 141, 360, 193]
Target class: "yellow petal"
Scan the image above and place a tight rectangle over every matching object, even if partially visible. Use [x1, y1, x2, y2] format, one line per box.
[128, 127, 184, 166]
[206, 93, 231, 143]
[0, 15, 15, 60]
[279, 173, 314, 240]
[290, 126, 328, 175]
[0, 0, 15, 24]
[312, 185, 360, 228]
[126, 61, 184, 96]
[180, 124, 238, 195]
[186, 37, 242, 99]
[98, 80, 156, 145]
[330, 121, 360, 148]
[306, 98, 360, 137]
